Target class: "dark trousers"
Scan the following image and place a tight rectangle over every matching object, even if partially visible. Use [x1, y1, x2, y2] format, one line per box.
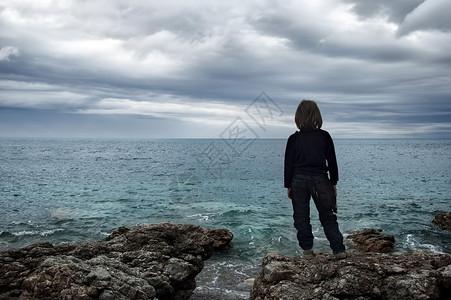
[290, 174, 345, 254]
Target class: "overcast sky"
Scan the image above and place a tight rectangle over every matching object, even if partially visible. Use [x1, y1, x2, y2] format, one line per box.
[1, 0, 450, 138]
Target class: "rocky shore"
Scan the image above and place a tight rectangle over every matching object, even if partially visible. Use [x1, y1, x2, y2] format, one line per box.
[251, 219, 451, 300]
[250, 250, 451, 300]
[1, 212, 450, 300]
[0, 223, 233, 300]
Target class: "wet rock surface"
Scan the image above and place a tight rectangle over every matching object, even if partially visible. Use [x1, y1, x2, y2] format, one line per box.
[346, 228, 395, 253]
[433, 212, 451, 231]
[0, 223, 233, 300]
[250, 251, 451, 300]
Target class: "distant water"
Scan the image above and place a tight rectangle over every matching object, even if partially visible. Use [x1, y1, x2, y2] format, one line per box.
[1, 138, 450, 298]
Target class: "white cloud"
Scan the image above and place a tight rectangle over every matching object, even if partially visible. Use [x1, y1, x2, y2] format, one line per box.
[0, 80, 88, 109]
[397, 0, 451, 37]
[0, 46, 19, 61]
[329, 120, 451, 138]
[77, 97, 247, 126]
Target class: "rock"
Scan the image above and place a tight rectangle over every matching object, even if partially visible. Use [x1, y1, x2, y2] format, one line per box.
[433, 212, 451, 231]
[346, 228, 395, 253]
[244, 278, 255, 286]
[250, 251, 451, 300]
[0, 223, 233, 300]
[206, 228, 234, 251]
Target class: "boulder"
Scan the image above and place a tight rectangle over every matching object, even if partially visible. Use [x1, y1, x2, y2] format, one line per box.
[346, 228, 395, 253]
[250, 251, 451, 300]
[0, 223, 233, 300]
[433, 212, 451, 231]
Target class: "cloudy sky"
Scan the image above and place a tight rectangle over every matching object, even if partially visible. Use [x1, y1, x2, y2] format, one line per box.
[0, 0, 450, 138]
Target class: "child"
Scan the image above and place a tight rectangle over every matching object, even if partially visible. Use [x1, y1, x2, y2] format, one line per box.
[284, 99, 346, 259]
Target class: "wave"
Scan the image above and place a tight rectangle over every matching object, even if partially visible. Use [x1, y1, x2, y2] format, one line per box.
[6, 228, 65, 237]
[51, 208, 75, 221]
[194, 260, 257, 299]
[220, 209, 256, 217]
[185, 213, 216, 222]
[402, 234, 444, 253]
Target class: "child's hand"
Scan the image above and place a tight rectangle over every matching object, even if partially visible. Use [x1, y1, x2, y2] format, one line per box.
[333, 185, 337, 197]
[287, 188, 292, 199]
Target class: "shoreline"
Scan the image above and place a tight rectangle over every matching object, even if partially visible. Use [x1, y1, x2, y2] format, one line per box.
[1, 213, 450, 299]
[0, 223, 233, 300]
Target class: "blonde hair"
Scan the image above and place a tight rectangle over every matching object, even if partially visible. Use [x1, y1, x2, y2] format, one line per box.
[295, 99, 323, 130]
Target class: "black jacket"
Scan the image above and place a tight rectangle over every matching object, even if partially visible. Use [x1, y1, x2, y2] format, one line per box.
[284, 129, 338, 188]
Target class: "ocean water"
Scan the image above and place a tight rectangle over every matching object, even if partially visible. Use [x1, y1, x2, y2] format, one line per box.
[0, 138, 450, 298]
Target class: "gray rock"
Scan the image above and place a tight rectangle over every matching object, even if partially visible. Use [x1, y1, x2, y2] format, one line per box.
[0, 223, 233, 300]
[250, 251, 451, 300]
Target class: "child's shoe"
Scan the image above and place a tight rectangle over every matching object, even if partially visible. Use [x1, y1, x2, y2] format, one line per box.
[334, 251, 347, 260]
[303, 249, 316, 259]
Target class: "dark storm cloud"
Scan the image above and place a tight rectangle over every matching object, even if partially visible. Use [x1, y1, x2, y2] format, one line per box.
[0, 0, 450, 138]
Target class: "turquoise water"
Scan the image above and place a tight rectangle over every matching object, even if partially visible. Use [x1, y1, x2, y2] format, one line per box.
[1, 138, 450, 298]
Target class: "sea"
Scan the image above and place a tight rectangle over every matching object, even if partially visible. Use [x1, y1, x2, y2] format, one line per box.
[0, 138, 450, 299]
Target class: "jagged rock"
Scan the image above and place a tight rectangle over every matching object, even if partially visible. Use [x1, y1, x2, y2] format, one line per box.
[0, 223, 233, 300]
[433, 212, 451, 231]
[250, 251, 451, 300]
[346, 228, 395, 253]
